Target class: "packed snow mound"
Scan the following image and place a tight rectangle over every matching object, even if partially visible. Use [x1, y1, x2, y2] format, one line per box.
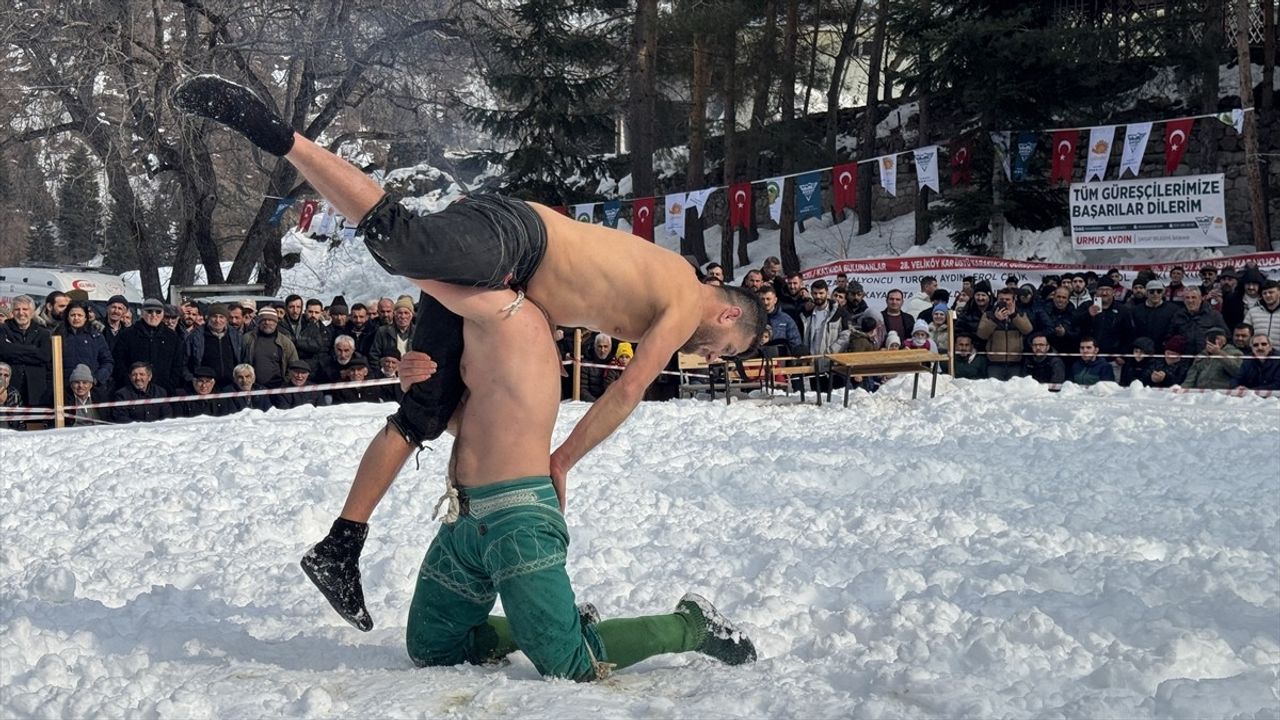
[2, 380, 1278, 718]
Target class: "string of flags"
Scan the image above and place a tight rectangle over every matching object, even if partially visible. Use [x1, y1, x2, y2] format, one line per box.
[282, 107, 1251, 242]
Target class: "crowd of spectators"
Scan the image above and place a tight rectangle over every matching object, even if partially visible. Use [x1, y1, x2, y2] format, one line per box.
[699, 257, 1280, 393]
[1, 259, 1277, 430]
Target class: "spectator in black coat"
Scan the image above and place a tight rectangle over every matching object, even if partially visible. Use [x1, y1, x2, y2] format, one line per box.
[331, 355, 379, 405]
[1235, 335, 1280, 390]
[1075, 279, 1132, 358]
[1171, 286, 1227, 354]
[1120, 337, 1158, 387]
[1129, 279, 1179, 348]
[1023, 333, 1066, 385]
[273, 360, 323, 409]
[181, 366, 233, 418]
[55, 301, 114, 387]
[0, 295, 52, 407]
[182, 303, 243, 388]
[110, 361, 172, 423]
[114, 298, 185, 394]
[1042, 287, 1080, 355]
[345, 303, 378, 357]
[225, 363, 272, 412]
[1147, 335, 1191, 388]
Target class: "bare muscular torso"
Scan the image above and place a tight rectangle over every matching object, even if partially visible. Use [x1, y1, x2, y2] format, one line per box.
[448, 300, 562, 488]
[525, 203, 704, 343]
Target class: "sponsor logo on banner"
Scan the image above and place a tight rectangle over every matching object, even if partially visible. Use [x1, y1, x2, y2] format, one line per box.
[795, 171, 823, 223]
[1119, 122, 1152, 178]
[1086, 126, 1116, 182]
[879, 156, 897, 196]
[766, 177, 784, 223]
[1069, 173, 1228, 249]
[602, 201, 622, 228]
[914, 146, 939, 192]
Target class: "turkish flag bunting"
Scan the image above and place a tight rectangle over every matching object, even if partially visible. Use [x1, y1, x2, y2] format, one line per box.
[831, 162, 858, 216]
[728, 183, 753, 230]
[1049, 130, 1077, 186]
[297, 200, 318, 232]
[631, 197, 655, 242]
[1163, 118, 1194, 175]
[950, 140, 972, 186]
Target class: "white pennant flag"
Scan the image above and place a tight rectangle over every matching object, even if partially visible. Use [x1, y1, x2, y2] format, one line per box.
[572, 203, 596, 224]
[1119, 122, 1152, 178]
[665, 193, 687, 237]
[1217, 108, 1244, 134]
[1085, 126, 1116, 182]
[686, 188, 715, 216]
[990, 131, 1011, 180]
[765, 177, 785, 223]
[913, 145, 940, 192]
[878, 155, 898, 196]
[313, 203, 335, 235]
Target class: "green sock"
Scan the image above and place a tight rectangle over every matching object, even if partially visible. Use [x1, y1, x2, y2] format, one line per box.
[471, 615, 519, 664]
[593, 613, 698, 671]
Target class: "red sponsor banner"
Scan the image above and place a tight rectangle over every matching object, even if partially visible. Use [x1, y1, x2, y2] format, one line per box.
[728, 183, 752, 231]
[1163, 118, 1195, 175]
[950, 140, 972, 187]
[297, 200, 318, 232]
[631, 197, 655, 241]
[832, 162, 858, 216]
[1049, 130, 1077, 186]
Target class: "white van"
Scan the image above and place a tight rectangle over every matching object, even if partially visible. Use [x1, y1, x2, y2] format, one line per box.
[0, 265, 144, 306]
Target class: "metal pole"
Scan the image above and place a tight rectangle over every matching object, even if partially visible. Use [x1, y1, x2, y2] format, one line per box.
[947, 309, 956, 376]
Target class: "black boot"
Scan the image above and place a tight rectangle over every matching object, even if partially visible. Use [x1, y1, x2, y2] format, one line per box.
[676, 593, 758, 665]
[301, 518, 373, 631]
[172, 75, 295, 156]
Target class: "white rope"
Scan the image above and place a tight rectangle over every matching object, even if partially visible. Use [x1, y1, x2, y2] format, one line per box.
[501, 290, 526, 317]
[432, 485, 460, 525]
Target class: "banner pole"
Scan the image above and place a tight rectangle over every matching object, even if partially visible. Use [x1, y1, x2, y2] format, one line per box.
[947, 310, 956, 377]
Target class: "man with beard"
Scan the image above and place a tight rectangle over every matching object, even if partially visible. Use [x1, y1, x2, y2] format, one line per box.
[346, 303, 378, 357]
[1023, 333, 1066, 385]
[802, 280, 850, 356]
[103, 295, 132, 354]
[243, 307, 299, 388]
[1235, 334, 1280, 390]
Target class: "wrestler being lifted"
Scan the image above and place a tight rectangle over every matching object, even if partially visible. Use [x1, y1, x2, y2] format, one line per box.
[172, 75, 766, 631]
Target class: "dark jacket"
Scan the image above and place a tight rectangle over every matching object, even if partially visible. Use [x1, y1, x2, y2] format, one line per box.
[880, 310, 915, 349]
[109, 382, 172, 423]
[180, 394, 235, 418]
[1041, 303, 1080, 355]
[223, 383, 273, 412]
[1171, 305, 1227, 354]
[1068, 357, 1115, 386]
[1023, 354, 1066, 385]
[766, 309, 804, 354]
[951, 352, 989, 380]
[0, 319, 52, 406]
[370, 323, 414, 366]
[113, 321, 185, 393]
[345, 323, 378, 358]
[271, 384, 323, 410]
[1076, 303, 1133, 356]
[243, 330, 298, 388]
[778, 291, 807, 338]
[57, 325, 114, 387]
[1147, 357, 1191, 388]
[1234, 351, 1280, 390]
[1129, 301, 1180, 348]
[64, 387, 108, 427]
[282, 317, 329, 362]
[183, 326, 244, 387]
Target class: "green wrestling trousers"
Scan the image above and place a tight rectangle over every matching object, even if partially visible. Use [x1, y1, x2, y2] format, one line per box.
[405, 476, 700, 680]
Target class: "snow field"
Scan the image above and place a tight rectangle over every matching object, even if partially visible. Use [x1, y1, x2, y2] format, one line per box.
[1, 378, 1278, 718]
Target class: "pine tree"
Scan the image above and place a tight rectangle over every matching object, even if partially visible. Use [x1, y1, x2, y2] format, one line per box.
[55, 147, 103, 264]
[466, 0, 626, 204]
[102, 204, 137, 272]
[26, 221, 61, 264]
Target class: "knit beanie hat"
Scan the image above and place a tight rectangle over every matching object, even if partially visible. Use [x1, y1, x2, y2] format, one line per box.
[394, 295, 415, 312]
[932, 303, 949, 316]
[69, 364, 94, 383]
[885, 331, 901, 348]
[1163, 335, 1187, 354]
[912, 319, 930, 336]
[615, 342, 634, 359]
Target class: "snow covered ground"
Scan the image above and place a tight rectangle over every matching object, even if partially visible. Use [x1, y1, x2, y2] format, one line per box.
[3, 379, 1278, 718]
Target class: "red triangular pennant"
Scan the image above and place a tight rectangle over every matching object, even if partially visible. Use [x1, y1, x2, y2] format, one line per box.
[631, 197, 655, 242]
[1049, 130, 1077, 186]
[831, 162, 858, 216]
[1164, 118, 1195, 175]
[728, 183, 752, 231]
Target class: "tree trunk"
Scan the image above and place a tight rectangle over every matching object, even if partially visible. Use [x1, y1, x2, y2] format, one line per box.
[749, 0, 779, 131]
[684, 33, 711, 266]
[721, 27, 739, 279]
[780, 0, 800, 122]
[226, 161, 298, 292]
[825, 2, 863, 158]
[858, 6, 888, 236]
[802, 0, 822, 117]
[779, 177, 800, 274]
[1202, 0, 1225, 113]
[989, 124, 1007, 258]
[1263, 0, 1275, 112]
[914, 0, 932, 246]
[628, 0, 659, 199]
[1237, 0, 1271, 250]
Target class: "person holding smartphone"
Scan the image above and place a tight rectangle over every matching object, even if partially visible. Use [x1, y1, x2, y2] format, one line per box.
[977, 287, 1034, 380]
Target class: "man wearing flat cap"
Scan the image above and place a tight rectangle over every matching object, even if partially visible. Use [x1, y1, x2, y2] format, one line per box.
[113, 297, 184, 394]
[183, 303, 244, 389]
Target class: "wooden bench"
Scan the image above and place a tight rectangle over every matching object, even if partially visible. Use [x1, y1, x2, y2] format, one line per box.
[677, 353, 762, 403]
[826, 349, 941, 405]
